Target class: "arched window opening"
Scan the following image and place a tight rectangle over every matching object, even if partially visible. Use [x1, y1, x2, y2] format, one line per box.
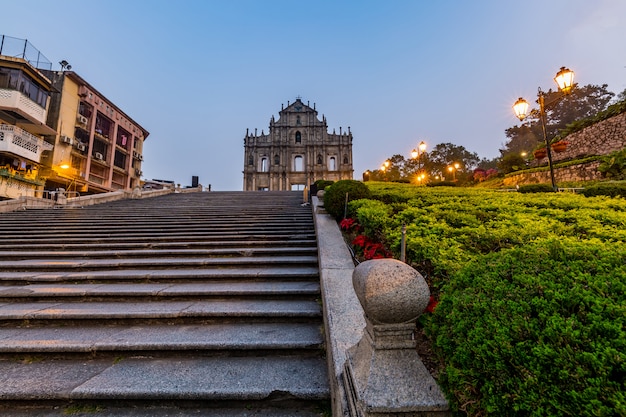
[295, 131, 302, 143]
[260, 157, 268, 172]
[317, 154, 323, 165]
[329, 157, 336, 171]
[294, 156, 303, 172]
[274, 154, 280, 164]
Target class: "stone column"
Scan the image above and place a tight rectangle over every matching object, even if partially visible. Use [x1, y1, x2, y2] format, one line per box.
[343, 259, 450, 416]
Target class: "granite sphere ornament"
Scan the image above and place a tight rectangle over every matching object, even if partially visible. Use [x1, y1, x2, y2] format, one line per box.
[352, 258, 430, 324]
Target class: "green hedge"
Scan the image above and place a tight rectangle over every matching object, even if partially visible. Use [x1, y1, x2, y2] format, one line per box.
[518, 184, 555, 193]
[581, 182, 626, 198]
[427, 238, 625, 416]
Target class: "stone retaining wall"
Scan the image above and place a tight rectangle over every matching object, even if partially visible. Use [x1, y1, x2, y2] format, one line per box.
[550, 110, 626, 163]
[504, 161, 602, 187]
[508, 110, 625, 186]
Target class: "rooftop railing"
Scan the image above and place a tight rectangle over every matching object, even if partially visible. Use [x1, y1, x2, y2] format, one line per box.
[0, 35, 52, 71]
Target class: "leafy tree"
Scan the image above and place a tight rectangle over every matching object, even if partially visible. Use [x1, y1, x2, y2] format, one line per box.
[612, 87, 626, 104]
[476, 157, 499, 171]
[497, 153, 527, 174]
[426, 142, 480, 182]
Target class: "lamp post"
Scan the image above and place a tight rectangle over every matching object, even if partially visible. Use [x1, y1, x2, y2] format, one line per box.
[411, 141, 427, 170]
[513, 66, 575, 191]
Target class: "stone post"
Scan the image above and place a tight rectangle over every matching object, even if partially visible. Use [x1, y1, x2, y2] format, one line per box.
[343, 259, 450, 416]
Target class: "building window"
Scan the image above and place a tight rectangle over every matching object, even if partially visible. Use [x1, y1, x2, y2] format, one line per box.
[296, 116, 301, 125]
[294, 156, 303, 172]
[295, 131, 301, 143]
[291, 184, 305, 191]
[260, 157, 268, 172]
[329, 157, 336, 171]
[114, 150, 126, 169]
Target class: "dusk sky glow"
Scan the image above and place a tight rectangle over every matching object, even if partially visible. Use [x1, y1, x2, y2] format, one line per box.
[2, 0, 625, 190]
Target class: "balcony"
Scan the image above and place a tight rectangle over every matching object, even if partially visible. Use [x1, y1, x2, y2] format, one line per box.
[0, 124, 53, 162]
[0, 88, 56, 135]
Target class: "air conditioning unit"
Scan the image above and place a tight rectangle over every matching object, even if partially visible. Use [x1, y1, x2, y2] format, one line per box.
[60, 135, 73, 145]
[94, 152, 104, 161]
[77, 115, 89, 125]
[76, 143, 86, 151]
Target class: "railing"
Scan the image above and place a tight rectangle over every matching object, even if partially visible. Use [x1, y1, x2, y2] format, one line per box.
[0, 124, 53, 161]
[0, 35, 52, 70]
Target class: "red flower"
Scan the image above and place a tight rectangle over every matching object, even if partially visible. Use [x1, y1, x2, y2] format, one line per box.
[425, 295, 438, 313]
[352, 234, 369, 248]
[340, 218, 355, 230]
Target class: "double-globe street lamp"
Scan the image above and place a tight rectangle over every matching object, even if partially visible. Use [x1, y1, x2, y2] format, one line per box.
[411, 141, 427, 170]
[513, 66, 575, 191]
[411, 141, 427, 185]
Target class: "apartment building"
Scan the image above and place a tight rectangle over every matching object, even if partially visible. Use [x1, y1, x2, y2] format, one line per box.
[42, 70, 149, 194]
[0, 36, 55, 199]
[0, 35, 149, 199]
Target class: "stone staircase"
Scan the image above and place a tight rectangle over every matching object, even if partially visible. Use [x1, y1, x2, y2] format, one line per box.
[0, 191, 329, 416]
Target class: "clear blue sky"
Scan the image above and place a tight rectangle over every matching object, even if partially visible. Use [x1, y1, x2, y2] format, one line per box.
[3, 0, 625, 190]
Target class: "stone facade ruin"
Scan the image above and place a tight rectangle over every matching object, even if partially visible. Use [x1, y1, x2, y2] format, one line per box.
[243, 98, 353, 191]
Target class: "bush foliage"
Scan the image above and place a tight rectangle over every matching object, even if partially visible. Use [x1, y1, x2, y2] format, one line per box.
[323, 179, 371, 219]
[429, 239, 625, 416]
[343, 182, 626, 416]
[581, 182, 626, 198]
[518, 183, 555, 193]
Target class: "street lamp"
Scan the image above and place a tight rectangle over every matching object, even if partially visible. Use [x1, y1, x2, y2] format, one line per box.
[513, 66, 575, 191]
[447, 165, 455, 181]
[411, 141, 427, 172]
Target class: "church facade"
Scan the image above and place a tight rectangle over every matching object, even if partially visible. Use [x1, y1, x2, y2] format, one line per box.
[243, 98, 353, 191]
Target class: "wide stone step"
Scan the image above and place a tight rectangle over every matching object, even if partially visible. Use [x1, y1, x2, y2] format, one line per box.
[0, 322, 323, 354]
[0, 266, 319, 284]
[0, 355, 329, 401]
[0, 239, 316, 252]
[0, 247, 317, 260]
[0, 232, 317, 245]
[0, 282, 320, 300]
[0, 299, 322, 322]
[0, 222, 314, 234]
[0, 406, 325, 417]
[0, 255, 318, 271]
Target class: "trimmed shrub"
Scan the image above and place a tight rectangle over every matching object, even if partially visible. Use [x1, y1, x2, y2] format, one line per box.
[426, 238, 626, 416]
[323, 180, 371, 219]
[427, 181, 457, 187]
[581, 182, 626, 198]
[518, 183, 555, 193]
[314, 179, 335, 190]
